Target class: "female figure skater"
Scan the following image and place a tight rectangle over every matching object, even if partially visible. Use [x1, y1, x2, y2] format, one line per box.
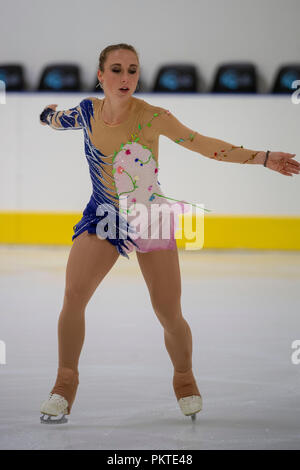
[39, 44, 299, 424]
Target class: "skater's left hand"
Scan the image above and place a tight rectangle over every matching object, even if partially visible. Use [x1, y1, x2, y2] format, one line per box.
[265, 152, 300, 177]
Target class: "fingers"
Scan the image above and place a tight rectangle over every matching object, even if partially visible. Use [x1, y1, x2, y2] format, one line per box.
[289, 166, 300, 174]
[285, 168, 298, 175]
[40, 104, 57, 125]
[284, 164, 299, 175]
[46, 104, 58, 110]
[285, 158, 300, 171]
[280, 170, 293, 176]
[282, 152, 297, 162]
[284, 153, 296, 157]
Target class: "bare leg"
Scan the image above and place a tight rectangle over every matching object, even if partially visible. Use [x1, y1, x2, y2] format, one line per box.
[136, 246, 200, 400]
[50, 230, 120, 413]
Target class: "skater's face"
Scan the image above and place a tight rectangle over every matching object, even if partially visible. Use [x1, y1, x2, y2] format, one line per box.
[97, 50, 140, 98]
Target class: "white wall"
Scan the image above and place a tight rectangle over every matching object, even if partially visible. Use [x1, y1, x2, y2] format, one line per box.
[0, 93, 299, 215]
[0, 0, 300, 92]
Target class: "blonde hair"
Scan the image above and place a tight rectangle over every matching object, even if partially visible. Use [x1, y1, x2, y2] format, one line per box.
[98, 43, 140, 72]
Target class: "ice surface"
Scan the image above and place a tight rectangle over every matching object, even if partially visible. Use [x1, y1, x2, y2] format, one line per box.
[0, 245, 299, 450]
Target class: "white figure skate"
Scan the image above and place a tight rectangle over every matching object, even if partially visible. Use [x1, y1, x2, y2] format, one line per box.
[40, 393, 69, 424]
[178, 394, 203, 421]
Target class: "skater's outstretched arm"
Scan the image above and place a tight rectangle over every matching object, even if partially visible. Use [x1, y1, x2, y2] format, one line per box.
[39, 98, 92, 130]
[152, 106, 299, 176]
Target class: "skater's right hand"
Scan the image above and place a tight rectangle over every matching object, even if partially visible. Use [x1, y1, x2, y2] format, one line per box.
[40, 104, 58, 125]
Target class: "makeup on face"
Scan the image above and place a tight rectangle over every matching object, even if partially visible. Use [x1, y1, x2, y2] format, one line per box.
[109, 63, 138, 93]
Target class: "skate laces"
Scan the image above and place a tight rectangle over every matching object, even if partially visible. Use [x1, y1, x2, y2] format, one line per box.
[48, 393, 68, 407]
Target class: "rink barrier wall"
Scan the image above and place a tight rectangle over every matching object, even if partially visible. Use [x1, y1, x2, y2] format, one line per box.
[0, 212, 299, 250]
[1, 93, 299, 252]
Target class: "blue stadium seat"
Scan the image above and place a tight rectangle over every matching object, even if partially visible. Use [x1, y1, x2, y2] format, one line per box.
[37, 64, 82, 91]
[152, 64, 200, 93]
[211, 63, 257, 93]
[0, 64, 26, 91]
[271, 64, 300, 94]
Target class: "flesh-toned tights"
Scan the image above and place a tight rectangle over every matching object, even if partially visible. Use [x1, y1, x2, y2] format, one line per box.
[50, 230, 200, 414]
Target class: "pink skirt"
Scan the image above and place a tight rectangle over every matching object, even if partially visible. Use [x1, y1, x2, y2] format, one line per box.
[121, 200, 191, 256]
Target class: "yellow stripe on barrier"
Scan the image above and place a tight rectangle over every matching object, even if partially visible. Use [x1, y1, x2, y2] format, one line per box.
[0, 212, 79, 245]
[0, 212, 300, 250]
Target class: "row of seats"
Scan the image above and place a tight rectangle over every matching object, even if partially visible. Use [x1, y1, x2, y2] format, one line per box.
[0, 62, 299, 94]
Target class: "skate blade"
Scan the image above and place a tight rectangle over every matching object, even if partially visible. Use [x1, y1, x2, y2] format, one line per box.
[40, 413, 68, 424]
[184, 408, 201, 418]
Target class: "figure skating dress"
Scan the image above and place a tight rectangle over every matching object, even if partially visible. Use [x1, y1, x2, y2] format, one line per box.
[40, 96, 260, 258]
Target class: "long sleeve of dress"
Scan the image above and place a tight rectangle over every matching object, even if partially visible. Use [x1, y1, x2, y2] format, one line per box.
[40, 98, 90, 130]
[153, 107, 261, 164]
